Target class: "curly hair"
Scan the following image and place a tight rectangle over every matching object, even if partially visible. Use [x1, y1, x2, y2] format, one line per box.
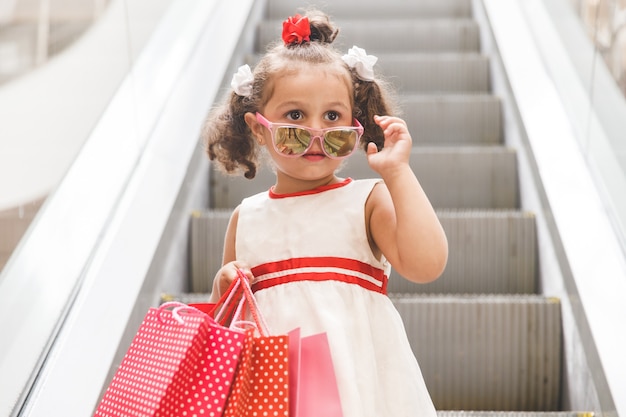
[202, 9, 398, 179]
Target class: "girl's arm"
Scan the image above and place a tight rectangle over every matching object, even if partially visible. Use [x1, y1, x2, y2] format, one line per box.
[366, 116, 448, 283]
[208, 206, 254, 302]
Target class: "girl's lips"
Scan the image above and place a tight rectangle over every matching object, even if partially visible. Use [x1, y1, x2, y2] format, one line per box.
[303, 153, 325, 161]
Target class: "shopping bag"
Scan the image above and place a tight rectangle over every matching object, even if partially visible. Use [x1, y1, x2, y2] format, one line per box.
[94, 302, 245, 417]
[220, 270, 290, 417]
[289, 328, 343, 417]
[215, 269, 343, 417]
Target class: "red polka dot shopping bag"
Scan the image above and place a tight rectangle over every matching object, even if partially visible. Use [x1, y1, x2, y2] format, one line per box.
[93, 302, 245, 417]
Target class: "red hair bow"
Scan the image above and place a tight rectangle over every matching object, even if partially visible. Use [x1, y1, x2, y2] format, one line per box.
[282, 14, 311, 45]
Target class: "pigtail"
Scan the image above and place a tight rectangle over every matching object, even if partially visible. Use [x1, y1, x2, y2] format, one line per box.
[351, 74, 399, 152]
[353, 79, 387, 151]
[203, 92, 259, 179]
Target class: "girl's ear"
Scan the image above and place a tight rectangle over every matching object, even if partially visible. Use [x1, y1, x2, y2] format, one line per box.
[244, 112, 266, 145]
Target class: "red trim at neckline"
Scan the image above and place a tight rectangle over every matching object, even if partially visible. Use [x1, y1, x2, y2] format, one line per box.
[269, 177, 353, 199]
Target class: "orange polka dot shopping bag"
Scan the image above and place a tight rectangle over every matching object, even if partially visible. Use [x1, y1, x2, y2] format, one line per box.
[217, 272, 290, 417]
[93, 302, 245, 417]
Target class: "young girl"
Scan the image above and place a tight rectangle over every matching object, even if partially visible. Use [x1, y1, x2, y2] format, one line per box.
[203, 10, 448, 417]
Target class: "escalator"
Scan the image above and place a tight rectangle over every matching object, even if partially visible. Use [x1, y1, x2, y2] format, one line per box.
[186, 0, 565, 412]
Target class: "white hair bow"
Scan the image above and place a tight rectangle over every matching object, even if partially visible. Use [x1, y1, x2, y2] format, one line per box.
[342, 46, 378, 82]
[231, 64, 254, 97]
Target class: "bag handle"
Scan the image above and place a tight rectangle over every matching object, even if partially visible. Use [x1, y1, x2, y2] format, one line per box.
[232, 269, 270, 336]
[157, 302, 208, 325]
[212, 271, 248, 325]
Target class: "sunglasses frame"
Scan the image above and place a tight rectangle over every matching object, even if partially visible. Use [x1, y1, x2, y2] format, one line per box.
[255, 112, 364, 159]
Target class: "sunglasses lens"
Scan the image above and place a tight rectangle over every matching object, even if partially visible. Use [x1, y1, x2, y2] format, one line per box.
[323, 130, 358, 157]
[274, 127, 311, 155]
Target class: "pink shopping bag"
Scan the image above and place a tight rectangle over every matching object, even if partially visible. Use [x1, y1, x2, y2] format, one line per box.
[94, 302, 245, 417]
[289, 328, 343, 417]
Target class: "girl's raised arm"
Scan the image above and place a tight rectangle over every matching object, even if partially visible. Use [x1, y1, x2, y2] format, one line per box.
[366, 116, 448, 283]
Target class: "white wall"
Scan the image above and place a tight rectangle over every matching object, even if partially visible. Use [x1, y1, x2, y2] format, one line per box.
[0, 0, 172, 211]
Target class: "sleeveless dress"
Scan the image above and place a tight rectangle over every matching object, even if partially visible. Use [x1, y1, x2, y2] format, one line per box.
[236, 177, 437, 417]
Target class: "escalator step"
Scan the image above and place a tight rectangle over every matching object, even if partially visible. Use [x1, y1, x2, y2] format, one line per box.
[388, 210, 537, 294]
[436, 412, 592, 417]
[266, 0, 473, 20]
[378, 54, 491, 94]
[401, 94, 502, 145]
[343, 147, 519, 209]
[392, 295, 562, 411]
[189, 209, 231, 293]
[256, 19, 481, 54]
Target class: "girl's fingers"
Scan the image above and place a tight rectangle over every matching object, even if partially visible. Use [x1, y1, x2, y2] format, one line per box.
[374, 115, 406, 126]
[366, 142, 379, 155]
[230, 261, 255, 284]
[373, 115, 389, 129]
[374, 115, 408, 137]
[238, 267, 256, 284]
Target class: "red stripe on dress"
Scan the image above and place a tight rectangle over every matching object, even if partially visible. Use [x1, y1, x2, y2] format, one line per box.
[253, 257, 386, 280]
[250, 257, 388, 294]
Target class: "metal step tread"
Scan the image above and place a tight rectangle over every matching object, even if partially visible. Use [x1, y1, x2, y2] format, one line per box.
[400, 94, 502, 105]
[189, 208, 231, 293]
[389, 209, 537, 294]
[266, 0, 473, 20]
[248, 52, 489, 62]
[244, 52, 490, 63]
[378, 54, 490, 93]
[392, 294, 561, 411]
[341, 147, 519, 210]
[164, 292, 558, 305]
[436, 412, 593, 417]
[257, 19, 481, 53]
[401, 93, 500, 101]
[400, 95, 502, 144]
[388, 293, 557, 302]
[259, 17, 481, 26]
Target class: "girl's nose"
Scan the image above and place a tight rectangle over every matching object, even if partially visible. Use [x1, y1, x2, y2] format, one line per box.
[307, 135, 325, 153]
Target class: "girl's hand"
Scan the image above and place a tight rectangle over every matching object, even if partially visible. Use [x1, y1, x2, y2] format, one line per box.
[366, 115, 413, 178]
[209, 261, 255, 303]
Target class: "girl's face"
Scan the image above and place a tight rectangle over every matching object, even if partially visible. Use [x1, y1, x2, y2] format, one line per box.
[246, 66, 354, 194]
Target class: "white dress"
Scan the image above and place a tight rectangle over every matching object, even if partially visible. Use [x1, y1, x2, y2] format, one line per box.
[236, 178, 437, 417]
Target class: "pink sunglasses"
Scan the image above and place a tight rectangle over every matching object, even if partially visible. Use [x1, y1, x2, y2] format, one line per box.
[256, 113, 364, 159]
